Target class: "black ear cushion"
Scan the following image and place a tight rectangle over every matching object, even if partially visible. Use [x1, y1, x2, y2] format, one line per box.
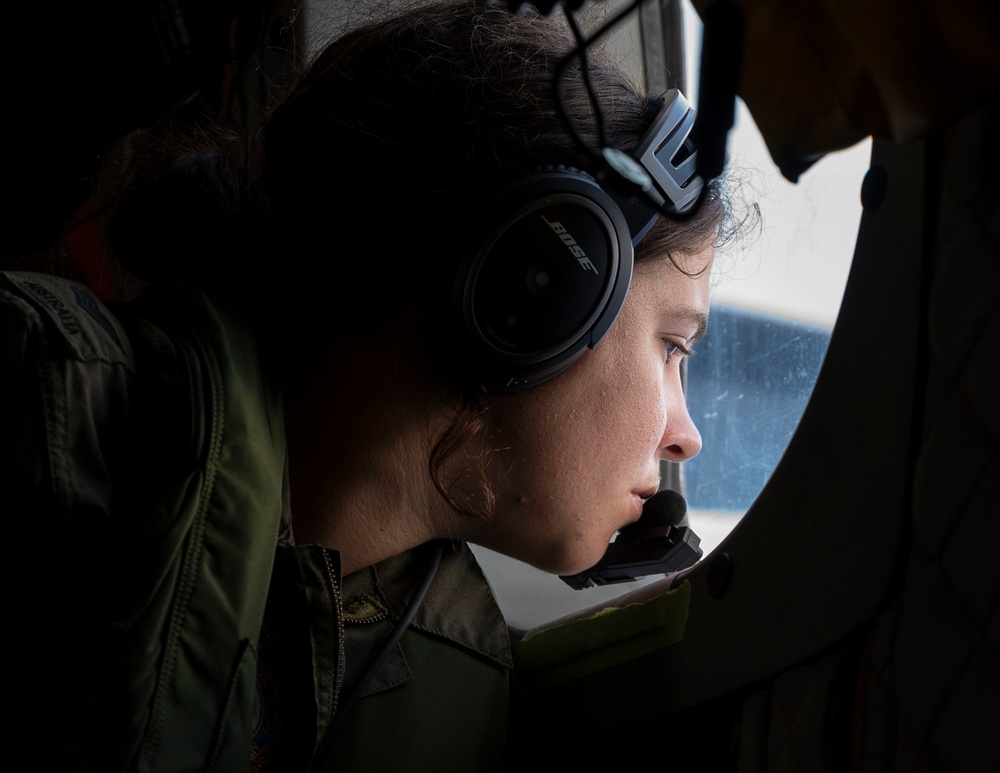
[456, 169, 633, 392]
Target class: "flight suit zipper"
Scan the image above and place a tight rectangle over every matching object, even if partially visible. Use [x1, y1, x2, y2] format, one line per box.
[320, 547, 347, 734]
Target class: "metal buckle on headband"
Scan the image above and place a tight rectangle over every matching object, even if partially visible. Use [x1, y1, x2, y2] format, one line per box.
[601, 88, 704, 245]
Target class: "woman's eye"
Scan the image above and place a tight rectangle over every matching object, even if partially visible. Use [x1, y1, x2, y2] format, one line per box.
[663, 340, 692, 362]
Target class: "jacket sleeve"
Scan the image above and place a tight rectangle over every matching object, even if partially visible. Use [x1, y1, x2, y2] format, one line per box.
[1, 270, 138, 765]
[1, 270, 136, 527]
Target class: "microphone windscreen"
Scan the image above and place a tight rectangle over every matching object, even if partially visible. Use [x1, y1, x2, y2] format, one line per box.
[635, 488, 687, 528]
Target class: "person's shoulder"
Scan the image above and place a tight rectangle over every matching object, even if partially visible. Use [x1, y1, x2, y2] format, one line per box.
[0, 270, 134, 366]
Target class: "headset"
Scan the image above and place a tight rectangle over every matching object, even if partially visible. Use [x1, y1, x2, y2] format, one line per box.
[454, 87, 704, 393]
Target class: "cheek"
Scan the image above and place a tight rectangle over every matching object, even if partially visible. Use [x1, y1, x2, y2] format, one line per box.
[484, 345, 668, 493]
[595, 358, 670, 453]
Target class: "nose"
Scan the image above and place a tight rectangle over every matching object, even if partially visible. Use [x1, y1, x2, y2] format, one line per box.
[659, 399, 702, 462]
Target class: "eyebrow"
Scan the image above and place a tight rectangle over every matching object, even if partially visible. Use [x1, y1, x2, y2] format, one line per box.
[674, 310, 709, 345]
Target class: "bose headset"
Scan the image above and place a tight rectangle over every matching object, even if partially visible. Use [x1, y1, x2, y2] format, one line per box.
[454, 87, 705, 393]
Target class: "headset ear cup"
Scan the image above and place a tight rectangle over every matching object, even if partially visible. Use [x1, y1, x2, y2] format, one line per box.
[456, 169, 633, 392]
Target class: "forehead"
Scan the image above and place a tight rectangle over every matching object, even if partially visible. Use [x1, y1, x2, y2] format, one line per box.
[637, 236, 714, 274]
[631, 244, 713, 304]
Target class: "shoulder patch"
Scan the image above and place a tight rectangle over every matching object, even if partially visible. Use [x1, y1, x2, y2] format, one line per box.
[71, 283, 125, 352]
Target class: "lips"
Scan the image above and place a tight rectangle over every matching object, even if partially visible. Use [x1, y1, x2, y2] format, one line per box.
[627, 486, 659, 523]
[636, 486, 660, 502]
[626, 490, 649, 521]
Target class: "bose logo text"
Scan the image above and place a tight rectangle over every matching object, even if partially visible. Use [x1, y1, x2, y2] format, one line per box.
[541, 216, 599, 274]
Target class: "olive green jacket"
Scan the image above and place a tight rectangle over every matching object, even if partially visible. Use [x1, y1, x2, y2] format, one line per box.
[1, 271, 511, 772]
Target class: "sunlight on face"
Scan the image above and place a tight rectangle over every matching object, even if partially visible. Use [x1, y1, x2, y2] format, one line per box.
[464, 244, 713, 575]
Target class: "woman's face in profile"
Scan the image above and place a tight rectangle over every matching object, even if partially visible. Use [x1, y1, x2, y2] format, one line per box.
[467, 244, 713, 576]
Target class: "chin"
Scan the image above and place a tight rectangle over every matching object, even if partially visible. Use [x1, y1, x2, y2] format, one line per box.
[540, 541, 611, 577]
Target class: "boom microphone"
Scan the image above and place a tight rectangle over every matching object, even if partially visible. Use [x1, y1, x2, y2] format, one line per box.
[560, 488, 703, 589]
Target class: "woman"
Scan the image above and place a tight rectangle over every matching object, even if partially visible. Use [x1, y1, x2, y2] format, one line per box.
[3, 0, 733, 770]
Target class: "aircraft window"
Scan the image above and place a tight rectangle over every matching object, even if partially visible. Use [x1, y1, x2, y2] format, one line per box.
[683, 306, 834, 550]
[472, 1, 872, 631]
[684, 109, 871, 556]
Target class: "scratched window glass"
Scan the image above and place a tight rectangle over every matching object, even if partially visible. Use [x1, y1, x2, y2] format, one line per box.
[683, 305, 832, 513]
